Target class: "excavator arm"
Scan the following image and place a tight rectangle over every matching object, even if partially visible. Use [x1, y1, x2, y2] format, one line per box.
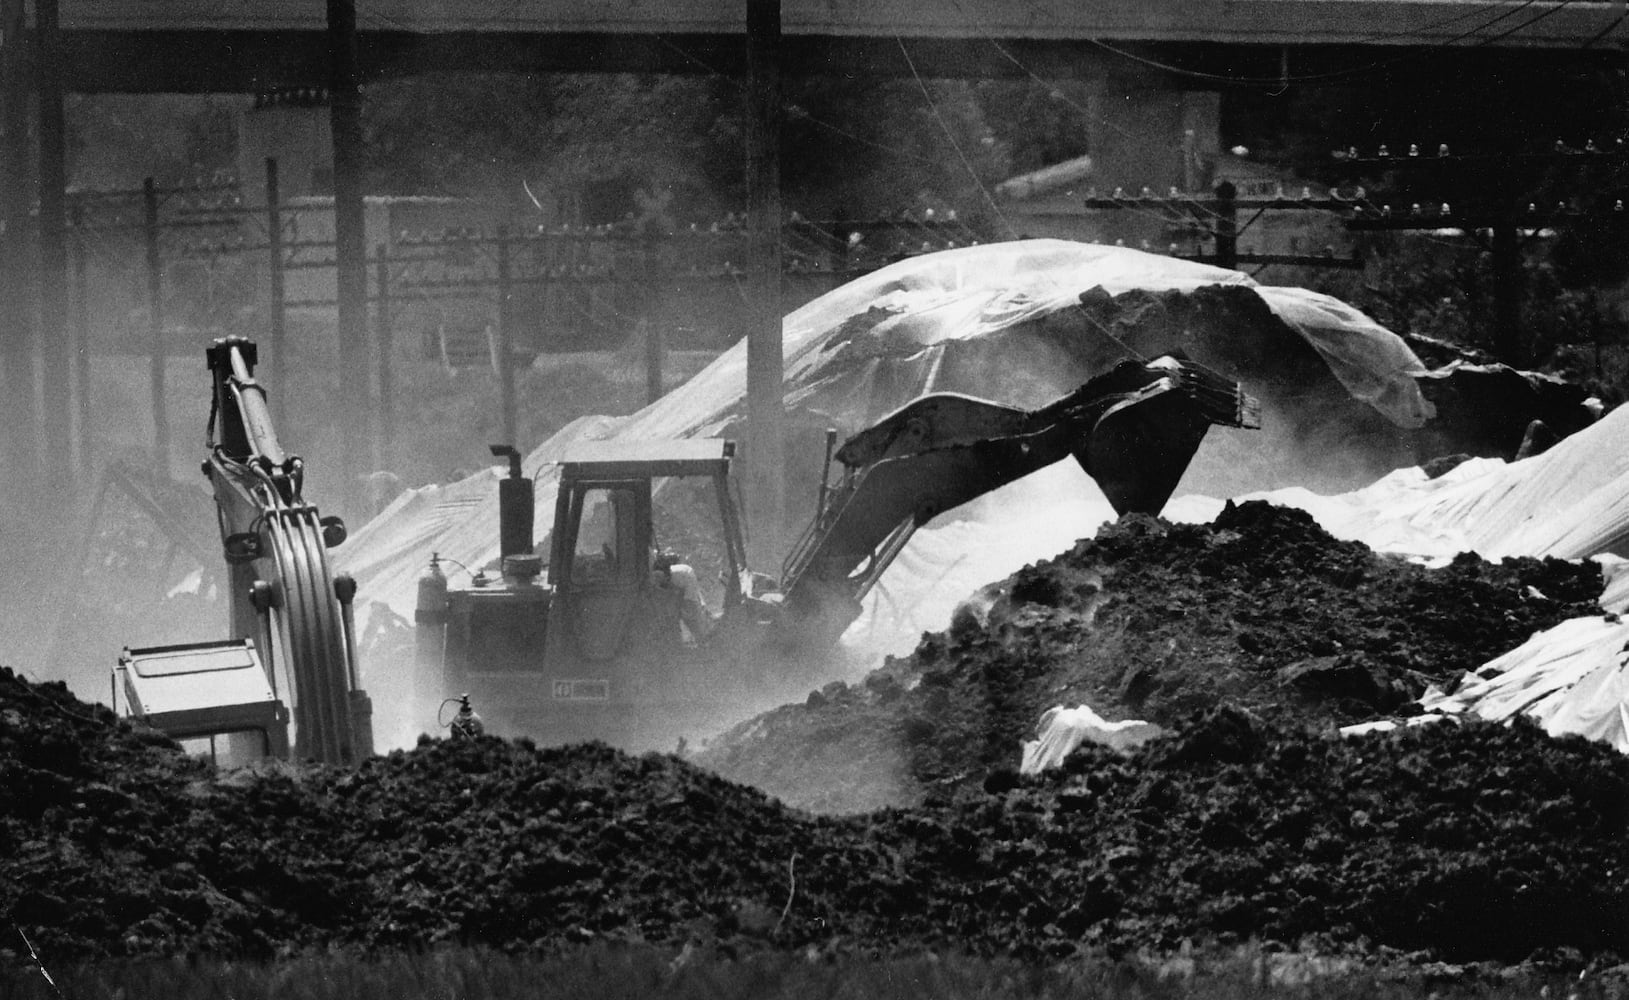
[776, 356, 1260, 646]
[203, 337, 370, 764]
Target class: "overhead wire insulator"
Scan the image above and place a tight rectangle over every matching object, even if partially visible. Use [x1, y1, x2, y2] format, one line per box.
[1408, 144, 1420, 157]
[1438, 144, 1450, 157]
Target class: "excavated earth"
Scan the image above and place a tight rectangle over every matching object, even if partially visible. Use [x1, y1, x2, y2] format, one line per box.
[2, 502, 1627, 970]
[699, 502, 1605, 813]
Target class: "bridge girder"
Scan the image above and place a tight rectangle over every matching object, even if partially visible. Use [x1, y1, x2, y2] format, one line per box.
[28, 31, 1629, 94]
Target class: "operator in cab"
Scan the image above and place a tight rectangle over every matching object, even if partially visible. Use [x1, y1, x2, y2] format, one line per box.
[652, 547, 714, 644]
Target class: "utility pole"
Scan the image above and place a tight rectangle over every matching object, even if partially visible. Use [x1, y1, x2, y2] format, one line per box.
[36, 0, 67, 483]
[1489, 217, 1523, 365]
[327, 0, 369, 506]
[495, 225, 516, 448]
[1081, 187, 1364, 271]
[745, 0, 785, 569]
[265, 157, 287, 431]
[0, 0, 35, 494]
[374, 243, 393, 470]
[143, 178, 169, 473]
[1337, 145, 1629, 365]
[1213, 181, 1237, 271]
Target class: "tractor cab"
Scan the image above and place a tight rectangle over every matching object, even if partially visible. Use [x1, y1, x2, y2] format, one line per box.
[422, 439, 760, 747]
[545, 439, 748, 661]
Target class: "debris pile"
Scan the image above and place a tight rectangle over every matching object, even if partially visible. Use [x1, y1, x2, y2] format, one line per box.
[699, 502, 1601, 812]
[2, 665, 1627, 967]
[3, 501, 1624, 969]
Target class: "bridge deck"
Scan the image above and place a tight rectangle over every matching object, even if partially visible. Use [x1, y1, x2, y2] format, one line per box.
[54, 0, 1629, 47]
[34, 0, 1629, 93]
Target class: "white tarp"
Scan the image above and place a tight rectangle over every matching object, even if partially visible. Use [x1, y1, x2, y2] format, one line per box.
[1164, 404, 1629, 752]
[340, 239, 1432, 644]
[1165, 401, 1629, 582]
[1419, 617, 1629, 753]
[1019, 704, 1166, 774]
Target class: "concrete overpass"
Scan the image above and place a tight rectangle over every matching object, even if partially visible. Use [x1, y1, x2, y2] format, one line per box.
[39, 0, 1629, 92]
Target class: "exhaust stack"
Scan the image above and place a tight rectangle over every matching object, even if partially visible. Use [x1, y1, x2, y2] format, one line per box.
[490, 444, 539, 584]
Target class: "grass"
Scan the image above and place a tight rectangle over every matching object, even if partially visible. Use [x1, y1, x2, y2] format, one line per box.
[0, 942, 1605, 1000]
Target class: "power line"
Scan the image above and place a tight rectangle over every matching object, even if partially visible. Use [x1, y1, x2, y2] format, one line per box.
[896, 36, 1016, 238]
[1086, 0, 1596, 88]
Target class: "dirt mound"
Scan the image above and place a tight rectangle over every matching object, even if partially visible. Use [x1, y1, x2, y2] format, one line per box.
[697, 502, 1601, 813]
[884, 709, 1629, 964]
[3, 662, 1628, 967]
[0, 506, 1616, 967]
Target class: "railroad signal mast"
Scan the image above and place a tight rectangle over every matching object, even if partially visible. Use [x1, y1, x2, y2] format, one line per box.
[1338, 141, 1629, 365]
[1081, 140, 1629, 366]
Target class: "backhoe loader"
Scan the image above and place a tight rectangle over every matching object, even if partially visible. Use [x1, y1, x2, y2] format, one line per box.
[414, 355, 1259, 750]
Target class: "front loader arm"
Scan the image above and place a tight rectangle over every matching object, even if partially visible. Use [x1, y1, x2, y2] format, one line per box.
[775, 356, 1259, 647]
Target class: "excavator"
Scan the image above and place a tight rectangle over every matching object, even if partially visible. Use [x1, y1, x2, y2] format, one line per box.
[112, 337, 372, 766]
[415, 354, 1259, 750]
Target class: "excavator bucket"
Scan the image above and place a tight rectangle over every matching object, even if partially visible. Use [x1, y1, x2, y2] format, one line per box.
[1078, 358, 1260, 515]
[776, 357, 1259, 648]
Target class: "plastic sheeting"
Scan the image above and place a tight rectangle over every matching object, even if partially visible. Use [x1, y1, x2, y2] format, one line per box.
[340, 240, 1432, 640]
[1419, 617, 1629, 753]
[1019, 704, 1166, 774]
[1253, 286, 1433, 428]
[1166, 404, 1629, 753]
[1166, 402, 1629, 574]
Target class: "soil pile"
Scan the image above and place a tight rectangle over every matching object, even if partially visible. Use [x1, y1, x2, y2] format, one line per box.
[698, 502, 1601, 813]
[3, 665, 1628, 967]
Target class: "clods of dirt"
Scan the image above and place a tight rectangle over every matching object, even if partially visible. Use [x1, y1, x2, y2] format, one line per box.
[2, 501, 1622, 970]
[3, 664, 1628, 968]
[697, 502, 1601, 813]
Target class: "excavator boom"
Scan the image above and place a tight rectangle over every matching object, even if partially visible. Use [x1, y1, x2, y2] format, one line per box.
[776, 356, 1259, 646]
[202, 337, 370, 764]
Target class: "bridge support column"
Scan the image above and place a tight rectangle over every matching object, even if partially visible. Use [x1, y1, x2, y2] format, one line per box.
[0, 0, 36, 501]
[745, 0, 786, 571]
[37, 0, 70, 485]
[329, 0, 370, 523]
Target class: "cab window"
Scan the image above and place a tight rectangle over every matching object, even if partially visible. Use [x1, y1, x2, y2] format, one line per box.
[573, 487, 637, 583]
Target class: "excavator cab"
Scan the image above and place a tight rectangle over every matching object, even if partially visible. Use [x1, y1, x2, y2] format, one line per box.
[114, 639, 290, 766]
